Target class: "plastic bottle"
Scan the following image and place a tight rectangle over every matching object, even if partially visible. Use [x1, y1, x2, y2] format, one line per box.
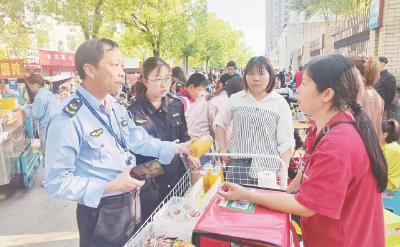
[190, 136, 213, 158]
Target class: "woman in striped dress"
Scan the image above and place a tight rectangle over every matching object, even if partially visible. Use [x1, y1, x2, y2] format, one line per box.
[215, 56, 294, 188]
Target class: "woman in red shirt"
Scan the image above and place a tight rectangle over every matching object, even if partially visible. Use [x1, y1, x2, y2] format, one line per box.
[219, 54, 388, 247]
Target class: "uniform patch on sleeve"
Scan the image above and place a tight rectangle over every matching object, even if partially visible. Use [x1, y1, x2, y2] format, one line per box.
[63, 98, 82, 117]
[90, 128, 103, 137]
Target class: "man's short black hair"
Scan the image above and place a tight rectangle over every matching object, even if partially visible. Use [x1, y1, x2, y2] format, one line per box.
[378, 56, 388, 64]
[75, 38, 119, 80]
[226, 61, 236, 68]
[186, 72, 208, 88]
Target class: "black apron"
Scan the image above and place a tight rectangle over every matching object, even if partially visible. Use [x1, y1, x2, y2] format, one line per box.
[76, 190, 141, 247]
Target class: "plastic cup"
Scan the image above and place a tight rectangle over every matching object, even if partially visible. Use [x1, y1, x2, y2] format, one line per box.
[208, 169, 220, 189]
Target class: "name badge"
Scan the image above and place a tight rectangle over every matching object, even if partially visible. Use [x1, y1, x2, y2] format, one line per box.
[135, 119, 147, 124]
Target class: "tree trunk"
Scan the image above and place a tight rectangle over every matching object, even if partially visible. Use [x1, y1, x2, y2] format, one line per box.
[205, 56, 210, 72]
[185, 56, 189, 75]
[92, 0, 105, 39]
[153, 49, 160, 57]
[82, 26, 90, 40]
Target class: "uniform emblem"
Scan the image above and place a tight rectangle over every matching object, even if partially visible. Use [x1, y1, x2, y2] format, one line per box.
[135, 119, 147, 124]
[90, 128, 103, 137]
[121, 120, 128, 127]
[63, 98, 82, 117]
[172, 113, 180, 118]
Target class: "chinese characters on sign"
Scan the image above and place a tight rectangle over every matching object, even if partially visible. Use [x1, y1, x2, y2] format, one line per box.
[0, 60, 25, 79]
[39, 50, 75, 66]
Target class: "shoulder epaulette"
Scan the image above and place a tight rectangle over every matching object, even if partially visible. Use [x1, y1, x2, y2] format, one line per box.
[63, 98, 83, 117]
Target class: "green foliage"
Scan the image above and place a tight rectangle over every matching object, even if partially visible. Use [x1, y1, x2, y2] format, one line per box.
[0, 21, 32, 58]
[289, 0, 372, 23]
[35, 28, 50, 49]
[40, 0, 107, 40]
[118, 27, 152, 60]
[110, 0, 198, 57]
[190, 13, 253, 70]
[0, 0, 253, 71]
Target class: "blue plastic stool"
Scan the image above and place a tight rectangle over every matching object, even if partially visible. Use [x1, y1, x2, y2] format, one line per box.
[383, 190, 400, 215]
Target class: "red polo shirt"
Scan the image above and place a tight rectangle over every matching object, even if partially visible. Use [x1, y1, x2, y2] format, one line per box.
[295, 71, 303, 89]
[294, 112, 385, 247]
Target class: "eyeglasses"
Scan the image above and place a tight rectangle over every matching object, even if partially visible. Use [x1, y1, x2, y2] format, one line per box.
[147, 77, 172, 85]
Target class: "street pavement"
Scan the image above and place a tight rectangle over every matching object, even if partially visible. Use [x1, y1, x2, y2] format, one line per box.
[0, 167, 78, 247]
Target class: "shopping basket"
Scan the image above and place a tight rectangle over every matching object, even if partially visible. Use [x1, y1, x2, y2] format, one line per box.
[124, 153, 296, 246]
[192, 153, 299, 247]
[206, 152, 288, 190]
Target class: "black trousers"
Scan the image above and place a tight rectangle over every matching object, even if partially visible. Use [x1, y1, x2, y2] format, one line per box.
[76, 190, 141, 247]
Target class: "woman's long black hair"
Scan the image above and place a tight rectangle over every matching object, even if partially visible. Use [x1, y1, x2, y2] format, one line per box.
[306, 54, 388, 192]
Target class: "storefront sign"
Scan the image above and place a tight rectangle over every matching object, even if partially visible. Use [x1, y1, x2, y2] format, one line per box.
[0, 59, 25, 79]
[369, 0, 383, 30]
[39, 50, 75, 67]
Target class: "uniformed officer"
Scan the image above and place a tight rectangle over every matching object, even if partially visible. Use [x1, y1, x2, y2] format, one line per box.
[127, 57, 201, 222]
[25, 73, 58, 154]
[44, 38, 192, 247]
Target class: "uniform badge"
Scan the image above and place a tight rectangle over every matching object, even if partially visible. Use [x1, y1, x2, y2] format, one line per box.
[135, 119, 148, 125]
[90, 128, 103, 137]
[121, 120, 128, 127]
[63, 98, 82, 117]
[172, 113, 180, 118]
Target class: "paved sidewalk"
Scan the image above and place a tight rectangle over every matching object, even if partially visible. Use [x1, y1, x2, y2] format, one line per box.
[0, 167, 78, 247]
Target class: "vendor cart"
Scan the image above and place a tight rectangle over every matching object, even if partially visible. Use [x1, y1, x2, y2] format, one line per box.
[124, 154, 299, 247]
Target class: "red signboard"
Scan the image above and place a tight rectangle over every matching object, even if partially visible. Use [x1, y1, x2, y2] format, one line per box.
[0, 59, 25, 79]
[39, 50, 75, 67]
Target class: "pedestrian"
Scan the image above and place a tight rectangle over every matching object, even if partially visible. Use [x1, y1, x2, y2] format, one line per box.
[25, 73, 58, 155]
[127, 57, 200, 222]
[126, 70, 141, 100]
[186, 76, 243, 164]
[295, 65, 304, 89]
[219, 54, 387, 247]
[381, 119, 400, 191]
[348, 55, 384, 138]
[214, 56, 294, 186]
[176, 72, 208, 114]
[218, 61, 239, 89]
[375, 56, 397, 117]
[278, 68, 286, 88]
[170, 66, 187, 95]
[44, 38, 193, 247]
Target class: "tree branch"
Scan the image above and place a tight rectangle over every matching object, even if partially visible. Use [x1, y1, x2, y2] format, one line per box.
[131, 13, 148, 33]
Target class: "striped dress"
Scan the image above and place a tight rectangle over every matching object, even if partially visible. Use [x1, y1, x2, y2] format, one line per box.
[215, 90, 294, 178]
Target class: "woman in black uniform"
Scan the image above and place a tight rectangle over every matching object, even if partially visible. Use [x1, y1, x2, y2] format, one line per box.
[128, 57, 200, 221]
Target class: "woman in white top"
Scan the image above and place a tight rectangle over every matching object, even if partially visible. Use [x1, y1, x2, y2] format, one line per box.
[215, 56, 294, 186]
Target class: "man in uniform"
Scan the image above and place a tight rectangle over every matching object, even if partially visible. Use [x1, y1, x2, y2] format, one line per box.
[44, 38, 192, 247]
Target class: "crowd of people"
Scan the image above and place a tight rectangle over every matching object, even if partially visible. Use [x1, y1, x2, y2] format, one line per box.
[23, 37, 400, 247]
